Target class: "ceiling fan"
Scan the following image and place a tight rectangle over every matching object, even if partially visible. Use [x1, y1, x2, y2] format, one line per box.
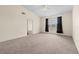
[41, 5, 49, 11]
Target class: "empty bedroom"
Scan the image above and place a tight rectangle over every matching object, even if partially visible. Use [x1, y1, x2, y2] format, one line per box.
[0, 5, 79, 54]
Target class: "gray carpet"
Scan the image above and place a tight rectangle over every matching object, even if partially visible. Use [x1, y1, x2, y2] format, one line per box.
[0, 33, 78, 54]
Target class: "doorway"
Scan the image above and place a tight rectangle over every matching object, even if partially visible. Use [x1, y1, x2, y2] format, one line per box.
[27, 19, 33, 35]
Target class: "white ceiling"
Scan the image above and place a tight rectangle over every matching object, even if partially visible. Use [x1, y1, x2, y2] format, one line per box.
[24, 5, 73, 17]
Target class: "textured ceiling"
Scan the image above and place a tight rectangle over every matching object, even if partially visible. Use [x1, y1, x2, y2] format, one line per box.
[24, 5, 73, 17]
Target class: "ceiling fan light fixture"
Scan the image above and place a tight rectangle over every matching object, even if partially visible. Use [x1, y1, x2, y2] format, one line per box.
[42, 5, 48, 11]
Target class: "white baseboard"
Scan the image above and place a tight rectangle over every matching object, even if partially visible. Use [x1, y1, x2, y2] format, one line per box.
[41, 32, 72, 37]
[0, 34, 27, 42]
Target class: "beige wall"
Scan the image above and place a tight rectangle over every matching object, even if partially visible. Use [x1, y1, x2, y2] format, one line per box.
[0, 6, 40, 42]
[40, 17, 46, 32]
[40, 11, 72, 36]
[62, 11, 72, 36]
[73, 6, 79, 52]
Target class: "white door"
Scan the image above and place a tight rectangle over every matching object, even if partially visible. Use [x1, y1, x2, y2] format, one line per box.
[27, 19, 33, 35]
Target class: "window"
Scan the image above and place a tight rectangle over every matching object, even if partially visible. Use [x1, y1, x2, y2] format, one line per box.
[48, 18, 57, 33]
